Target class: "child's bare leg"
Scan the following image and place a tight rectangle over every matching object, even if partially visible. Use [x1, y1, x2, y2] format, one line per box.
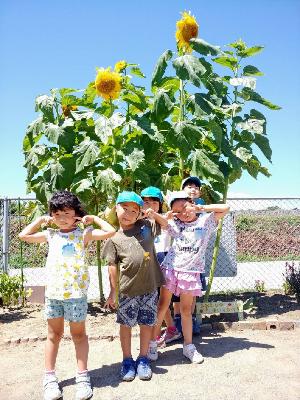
[191, 296, 196, 314]
[139, 325, 153, 356]
[180, 293, 194, 345]
[45, 317, 64, 371]
[164, 308, 174, 328]
[120, 325, 132, 359]
[70, 321, 88, 372]
[152, 287, 173, 339]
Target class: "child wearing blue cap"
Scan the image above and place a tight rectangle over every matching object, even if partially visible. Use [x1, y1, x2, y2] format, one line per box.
[102, 191, 167, 382]
[140, 187, 182, 347]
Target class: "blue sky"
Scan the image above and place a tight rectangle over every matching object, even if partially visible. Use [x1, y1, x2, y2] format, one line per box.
[0, 0, 299, 198]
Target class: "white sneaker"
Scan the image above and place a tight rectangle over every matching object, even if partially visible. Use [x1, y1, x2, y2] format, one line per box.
[75, 373, 93, 400]
[183, 343, 204, 364]
[43, 374, 62, 400]
[147, 341, 158, 361]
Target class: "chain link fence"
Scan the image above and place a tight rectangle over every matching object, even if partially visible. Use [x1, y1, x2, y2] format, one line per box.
[1, 197, 300, 301]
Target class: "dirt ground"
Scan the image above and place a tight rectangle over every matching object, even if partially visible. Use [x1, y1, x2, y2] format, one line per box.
[1, 292, 300, 400]
[1, 330, 300, 400]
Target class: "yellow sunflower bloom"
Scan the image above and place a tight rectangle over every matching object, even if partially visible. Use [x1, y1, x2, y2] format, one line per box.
[63, 292, 71, 299]
[175, 11, 199, 54]
[62, 104, 77, 117]
[95, 68, 122, 100]
[115, 60, 127, 73]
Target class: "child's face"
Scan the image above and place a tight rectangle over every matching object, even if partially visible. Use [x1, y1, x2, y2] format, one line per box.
[116, 202, 140, 228]
[172, 199, 197, 223]
[183, 183, 200, 200]
[51, 208, 78, 230]
[142, 197, 160, 213]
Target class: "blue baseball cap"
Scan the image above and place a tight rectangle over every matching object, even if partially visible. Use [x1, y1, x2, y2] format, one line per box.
[167, 191, 190, 208]
[116, 191, 144, 207]
[181, 176, 202, 190]
[140, 186, 163, 202]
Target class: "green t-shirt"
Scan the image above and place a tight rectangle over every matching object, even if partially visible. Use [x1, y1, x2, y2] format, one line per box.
[102, 218, 165, 297]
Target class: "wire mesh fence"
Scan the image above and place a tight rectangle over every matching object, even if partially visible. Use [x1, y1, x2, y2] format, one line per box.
[1, 197, 300, 301]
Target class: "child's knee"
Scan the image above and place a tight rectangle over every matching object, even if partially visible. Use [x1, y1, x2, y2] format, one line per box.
[71, 331, 87, 344]
[180, 305, 192, 317]
[48, 330, 63, 343]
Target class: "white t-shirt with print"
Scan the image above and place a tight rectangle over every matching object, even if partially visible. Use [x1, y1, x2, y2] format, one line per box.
[45, 227, 92, 300]
[162, 212, 216, 273]
[154, 229, 172, 254]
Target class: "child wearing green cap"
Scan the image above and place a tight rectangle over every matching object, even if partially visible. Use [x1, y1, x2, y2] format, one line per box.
[102, 191, 167, 382]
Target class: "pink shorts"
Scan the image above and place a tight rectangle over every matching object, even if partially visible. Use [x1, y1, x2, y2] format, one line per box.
[161, 268, 202, 297]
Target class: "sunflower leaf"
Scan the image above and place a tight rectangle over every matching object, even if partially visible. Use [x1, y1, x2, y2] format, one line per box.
[152, 89, 174, 122]
[74, 138, 99, 173]
[173, 55, 206, 87]
[191, 149, 224, 182]
[152, 50, 173, 86]
[190, 38, 220, 56]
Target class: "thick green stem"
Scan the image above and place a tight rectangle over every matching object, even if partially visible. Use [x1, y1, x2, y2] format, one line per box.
[110, 100, 117, 165]
[178, 79, 185, 179]
[95, 202, 104, 302]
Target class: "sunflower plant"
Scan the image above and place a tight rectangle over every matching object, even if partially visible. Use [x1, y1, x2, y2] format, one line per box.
[22, 11, 280, 300]
[149, 11, 281, 298]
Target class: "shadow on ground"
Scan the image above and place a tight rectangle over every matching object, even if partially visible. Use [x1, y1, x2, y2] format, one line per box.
[59, 332, 274, 389]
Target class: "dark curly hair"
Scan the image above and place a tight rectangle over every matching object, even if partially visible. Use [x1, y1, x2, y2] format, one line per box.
[49, 191, 86, 217]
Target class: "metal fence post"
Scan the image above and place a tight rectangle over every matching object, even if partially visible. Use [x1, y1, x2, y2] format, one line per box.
[2, 197, 9, 273]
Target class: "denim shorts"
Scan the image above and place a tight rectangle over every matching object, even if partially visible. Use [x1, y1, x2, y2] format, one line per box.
[44, 297, 88, 322]
[117, 291, 158, 327]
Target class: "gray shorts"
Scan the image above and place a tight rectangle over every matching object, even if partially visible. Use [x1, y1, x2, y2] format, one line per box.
[117, 291, 158, 327]
[44, 297, 88, 322]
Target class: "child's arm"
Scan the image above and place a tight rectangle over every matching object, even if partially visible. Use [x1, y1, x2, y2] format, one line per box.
[104, 263, 118, 309]
[142, 208, 169, 228]
[195, 203, 230, 222]
[18, 216, 50, 243]
[82, 215, 116, 244]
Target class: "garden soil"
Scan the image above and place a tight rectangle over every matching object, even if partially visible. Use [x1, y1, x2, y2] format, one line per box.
[1, 292, 300, 400]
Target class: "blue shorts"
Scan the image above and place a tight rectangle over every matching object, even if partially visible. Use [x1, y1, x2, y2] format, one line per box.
[44, 297, 88, 322]
[117, 291, 158, 327]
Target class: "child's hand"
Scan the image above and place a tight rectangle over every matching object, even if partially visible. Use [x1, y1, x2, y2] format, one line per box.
[142, 208, 155, 219]
[104, 291, 116, 310]
[81, 215, 95, 225]
[40, 216, 54, 225]
[165, 210, 175, 220]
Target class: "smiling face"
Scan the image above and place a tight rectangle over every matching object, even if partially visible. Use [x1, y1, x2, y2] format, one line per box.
[171, 198, 197, 223]
[116, 201, 141, 229]
[142, 197, 160, 213]
[183, 182, 200, 200]
[51, 207, 78, 231]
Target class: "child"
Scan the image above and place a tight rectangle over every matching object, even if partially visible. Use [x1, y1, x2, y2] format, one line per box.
[102, 191, 167, 381]
[148, 191, 229, 363]
[173, 176, 206, 335]
[19, 190, 116, 400]
[140, 187, 182, 347]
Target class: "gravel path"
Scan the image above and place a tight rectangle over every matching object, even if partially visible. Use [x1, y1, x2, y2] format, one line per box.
[1, 330, 300, 400]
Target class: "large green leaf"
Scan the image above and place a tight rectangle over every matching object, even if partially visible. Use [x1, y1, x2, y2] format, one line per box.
[190, 38, 220, 56]
[190, 93, 214, 116]
[152, 50, 173, 86]
[74, 138, 100, 173]
[71, 178, 93, 193]
[254, 133, 272, 162]
[173, 55, 206, 87]
[25, 117, 45, 137]
[212, 56, 238, 70]
[44, 123, 64, 144]
[122, 90, 148, 112]
[239, 88, 281, 110]
[238, 46, 264, 58]
[152, 89, 174, 122]
[153, 76, 180, 96]
[236, 146, 252, 162]
[243, 65, 264, 76]
[191, 149, 224, 182]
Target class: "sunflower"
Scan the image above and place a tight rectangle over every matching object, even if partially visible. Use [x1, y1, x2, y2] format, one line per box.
[175, 11, 199, 54]
[95, 68, 122, 100]
[115, 60, 127, 73]
[62, 104, 77, 117]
